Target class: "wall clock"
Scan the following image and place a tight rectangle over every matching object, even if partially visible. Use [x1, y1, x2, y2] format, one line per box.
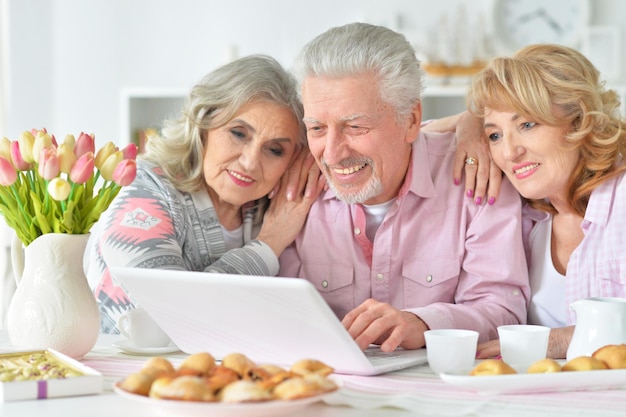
[492, 0, 591, 52]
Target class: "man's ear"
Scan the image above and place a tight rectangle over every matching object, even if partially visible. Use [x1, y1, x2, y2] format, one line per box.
[405, 100, 422, 144]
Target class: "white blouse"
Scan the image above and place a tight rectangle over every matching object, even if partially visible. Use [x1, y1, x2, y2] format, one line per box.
[527, 217, 568, 328]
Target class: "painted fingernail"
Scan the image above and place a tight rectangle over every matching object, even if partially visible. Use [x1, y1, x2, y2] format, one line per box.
[475, 351, 481, 358]
[467, 189, 474, 198]
[454, 178, 460, 186]
[488, 196, 496, 205]
[494, 355, 502, 360]
[475, 197, 482, 205]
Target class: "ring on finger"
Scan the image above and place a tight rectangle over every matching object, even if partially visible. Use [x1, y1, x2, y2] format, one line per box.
[465, 157, 478, 166]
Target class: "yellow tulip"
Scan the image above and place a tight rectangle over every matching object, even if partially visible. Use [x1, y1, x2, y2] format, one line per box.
[0, 137, 10, 161]
[47, 177, 71, 201]
[18, 131, 35, 164]
[99, 151, 123, 181]
[94, 141, 118, 169]
[62, 134, 76, 150]
[57, 143, 77, 174]
[32, 131, 54, 164]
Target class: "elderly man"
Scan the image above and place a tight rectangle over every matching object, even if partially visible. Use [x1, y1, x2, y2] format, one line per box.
[279, 22, 529, 352]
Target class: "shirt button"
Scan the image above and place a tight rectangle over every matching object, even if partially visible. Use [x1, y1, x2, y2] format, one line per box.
[321, 280, 329, 288]
[512, 289, 520, 296]
[426, 275, 433, 283]
[376, 273, 384, 281]
[354, 227, 361, 235]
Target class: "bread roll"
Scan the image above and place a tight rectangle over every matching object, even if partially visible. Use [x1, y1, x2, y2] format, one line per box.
[527, 358, 562, 373]
[469, 359, 517, 376]
[562, 356, 608, 371]
[592, 344, 626, 369]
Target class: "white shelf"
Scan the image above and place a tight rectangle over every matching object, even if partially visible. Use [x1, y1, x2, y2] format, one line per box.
[119, 88, 186, 146]
[423, 84, 469, 97]
[119, 83, 626, 146]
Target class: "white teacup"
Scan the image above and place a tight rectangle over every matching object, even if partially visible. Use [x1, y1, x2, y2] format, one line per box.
[118, 308, 171, 348]
[424, 329, 479, 374]
[498, 324, 550, 366]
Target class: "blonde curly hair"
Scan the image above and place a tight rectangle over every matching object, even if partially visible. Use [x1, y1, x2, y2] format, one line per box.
[467, 43, 626, 216]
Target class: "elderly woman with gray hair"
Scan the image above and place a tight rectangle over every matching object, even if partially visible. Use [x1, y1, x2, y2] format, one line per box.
[85, 55, 324, 333]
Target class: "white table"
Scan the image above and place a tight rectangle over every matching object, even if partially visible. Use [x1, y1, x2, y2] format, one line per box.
[2, 333, 625, 417]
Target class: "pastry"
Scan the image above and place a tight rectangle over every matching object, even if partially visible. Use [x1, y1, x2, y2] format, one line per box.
[177, 352, 216, 376]
[205, 366, 240, 392]
[151, 375, 215, 402]
[118, 371, 158, 396]
[290, 358, 334, 376]
[258, 371, 298, 390]
[469, 359, 517, 376]
[562, 356, 608, 371]
[119, 357, 176, 396]
[246, 364, 286, 381]
[592, 344, 626, 369]
[221, 352, 255, 377]
[141, 356, 176, 375]
[527, 358, 562, 373]
[117, 351, 337, 403]
[219, 380, 272, 403]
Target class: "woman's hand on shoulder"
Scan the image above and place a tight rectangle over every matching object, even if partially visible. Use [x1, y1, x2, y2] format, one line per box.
[257, 148, 325, 256]
[422, 111, 502, 205]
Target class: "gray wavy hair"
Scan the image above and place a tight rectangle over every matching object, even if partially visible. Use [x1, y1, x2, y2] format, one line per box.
[142, 55, 305, 193]
[291, 22, 424, 120]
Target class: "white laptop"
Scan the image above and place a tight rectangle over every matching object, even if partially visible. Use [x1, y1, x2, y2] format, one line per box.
[110, 267, 428, 376]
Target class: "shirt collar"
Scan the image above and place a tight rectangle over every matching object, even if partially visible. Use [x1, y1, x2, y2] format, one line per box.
[583, 175, 619, 228]
[402, 133, 436, 199]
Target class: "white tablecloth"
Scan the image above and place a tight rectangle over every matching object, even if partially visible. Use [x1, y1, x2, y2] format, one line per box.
[2, 333, 626, 417]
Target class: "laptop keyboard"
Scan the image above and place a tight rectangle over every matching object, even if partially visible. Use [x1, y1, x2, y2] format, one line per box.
[364, 348, 405, 365]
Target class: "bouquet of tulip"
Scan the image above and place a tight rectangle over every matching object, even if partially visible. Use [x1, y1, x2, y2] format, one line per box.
[0, 128, 137, 246]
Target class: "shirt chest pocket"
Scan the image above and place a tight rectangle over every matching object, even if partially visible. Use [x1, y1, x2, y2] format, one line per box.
[402, 258, 461, 304]
[597, 257, 626, 297]
[299, 263, 355, 318]
[301, 263, 354, 292]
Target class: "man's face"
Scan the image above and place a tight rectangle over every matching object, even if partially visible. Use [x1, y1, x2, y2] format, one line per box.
[301, 74, 420, 205]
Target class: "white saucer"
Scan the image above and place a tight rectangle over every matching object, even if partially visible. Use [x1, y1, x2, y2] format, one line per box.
[112, 339, 180, 356]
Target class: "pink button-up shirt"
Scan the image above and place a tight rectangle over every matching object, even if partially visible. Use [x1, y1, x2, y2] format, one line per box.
[523, 172, 626, 325]
[279, 131, 530, 342]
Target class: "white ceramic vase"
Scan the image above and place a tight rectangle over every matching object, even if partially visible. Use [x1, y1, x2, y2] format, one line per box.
[7, 233, 100, 359]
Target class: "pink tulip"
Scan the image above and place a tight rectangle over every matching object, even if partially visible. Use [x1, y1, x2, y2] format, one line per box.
[69, 152, 95, 184]
[38, 147, 60, 180]
[112, 159, 137, 186]
[74, 132, 95, 159]
[57, 143, 77, 174]
[10, 141, 31, 171]
[94, 141, 118, 169]
[0, 156, 17, 186]
[47, 177, 71, 201]
[121, 143, 138, 161]
[99, 151, 123, 181]
[17, 131, 35, 164]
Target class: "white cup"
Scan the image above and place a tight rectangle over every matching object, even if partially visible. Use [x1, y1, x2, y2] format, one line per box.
[498, 324, 550, 366]
[117, 308, 171, 348]
[424, 329, 479, 374]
